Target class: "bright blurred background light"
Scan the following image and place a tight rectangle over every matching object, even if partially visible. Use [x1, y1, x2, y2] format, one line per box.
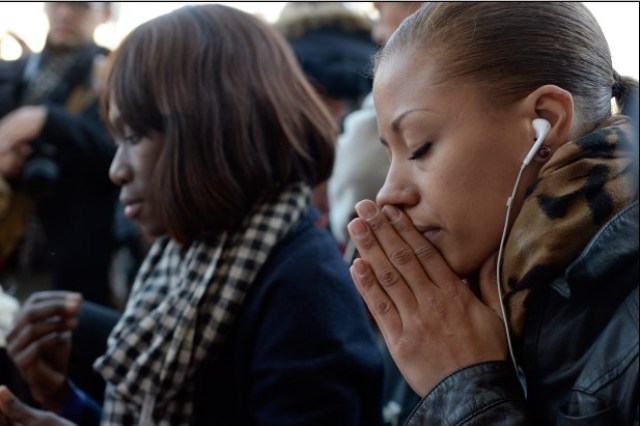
[1, 1, 638, 80]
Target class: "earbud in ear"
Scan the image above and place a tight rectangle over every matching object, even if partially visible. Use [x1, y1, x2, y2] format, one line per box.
[523, 118, 551, 166]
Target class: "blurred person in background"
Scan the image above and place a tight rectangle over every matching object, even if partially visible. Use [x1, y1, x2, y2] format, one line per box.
[275, 2, 378, 229]
[0, 2, 120, 308]
[275, 2, 376, 125]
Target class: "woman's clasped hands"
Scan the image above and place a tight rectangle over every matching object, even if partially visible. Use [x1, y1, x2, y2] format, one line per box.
[347, 199, 509, 397]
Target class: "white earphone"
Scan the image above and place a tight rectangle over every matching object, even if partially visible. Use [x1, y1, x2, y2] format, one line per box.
[523, 118, 552, 166]
[497, 118, 551, 376]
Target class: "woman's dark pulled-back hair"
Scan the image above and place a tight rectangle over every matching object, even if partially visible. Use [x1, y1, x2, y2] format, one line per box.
[380, 2, 639, 129]
[104, 4, 337, 244]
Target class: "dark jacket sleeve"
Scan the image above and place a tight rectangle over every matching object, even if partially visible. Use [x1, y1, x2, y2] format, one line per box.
[406, 361, 531, 426]
[59, 382, 102, 426]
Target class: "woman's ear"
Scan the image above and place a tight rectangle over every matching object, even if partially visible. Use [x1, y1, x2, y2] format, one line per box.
[524, 84, 574, 151]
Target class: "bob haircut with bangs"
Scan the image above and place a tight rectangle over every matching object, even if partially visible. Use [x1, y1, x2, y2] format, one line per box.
[103, 4, 337, 244]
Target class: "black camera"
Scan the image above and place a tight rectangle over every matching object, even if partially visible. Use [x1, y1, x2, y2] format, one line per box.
[1, 66, 60, 199]
[21, 141, 59, 200]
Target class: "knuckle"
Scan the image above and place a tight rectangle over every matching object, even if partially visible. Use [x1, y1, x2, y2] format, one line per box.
[20, 323, 37, 342]
[428, 297, 447, 318]
[357, 233, 377, 251]
[420, 292, 441, 313]
[379, 269, 400, 288]
[389, 247, 413, 266]
[375, 300, 392, 316]
[22, 309, 40, 324]
[409, 311, 427, 328]
[414, 243, 437, 262]
[444, 281, 462, 299]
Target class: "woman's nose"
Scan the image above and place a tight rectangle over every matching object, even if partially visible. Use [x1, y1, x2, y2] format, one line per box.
[376, 162, 419, 208]
[109, 146, 132, 186]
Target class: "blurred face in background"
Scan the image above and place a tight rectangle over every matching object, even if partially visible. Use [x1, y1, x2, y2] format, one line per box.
[44, 2, 111, 49]
[372, 2, 423, 45]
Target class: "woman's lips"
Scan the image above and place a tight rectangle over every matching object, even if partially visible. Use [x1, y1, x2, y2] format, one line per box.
[124, 201, 143, 220]
[418, 226, 441, 241]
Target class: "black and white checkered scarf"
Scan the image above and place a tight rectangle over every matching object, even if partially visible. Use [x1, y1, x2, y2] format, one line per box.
[94, 183, 311, 425]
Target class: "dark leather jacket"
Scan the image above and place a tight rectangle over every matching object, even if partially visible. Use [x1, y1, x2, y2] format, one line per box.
[407, 201, 639, 425]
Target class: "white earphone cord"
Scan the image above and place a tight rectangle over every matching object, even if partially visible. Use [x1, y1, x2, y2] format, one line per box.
[496, 162, 527, 374]
[495, 118, 550, 376]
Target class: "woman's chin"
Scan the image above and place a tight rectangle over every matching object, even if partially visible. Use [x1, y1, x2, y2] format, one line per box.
[138, 221, 166, 241]
[444, 252, 481, 280]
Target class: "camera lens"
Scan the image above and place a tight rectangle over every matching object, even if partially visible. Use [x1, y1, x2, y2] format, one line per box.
[22, 156, 59, 199]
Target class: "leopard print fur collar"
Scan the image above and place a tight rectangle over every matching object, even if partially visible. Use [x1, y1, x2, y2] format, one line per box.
[503, 115, 638, 337]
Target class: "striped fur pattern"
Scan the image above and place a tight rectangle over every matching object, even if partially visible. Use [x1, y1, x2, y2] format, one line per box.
[503, 116, 638, 337]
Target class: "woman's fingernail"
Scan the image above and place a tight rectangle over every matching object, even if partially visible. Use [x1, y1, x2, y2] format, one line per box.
[348, 219, 367, 237]
[353, 259, 367, 277]
[356, 201, 377, 220]
[66, 293, 82, 308]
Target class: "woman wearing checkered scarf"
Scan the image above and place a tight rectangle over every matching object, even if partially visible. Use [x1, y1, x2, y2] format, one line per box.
[0, 4, 384, 425]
